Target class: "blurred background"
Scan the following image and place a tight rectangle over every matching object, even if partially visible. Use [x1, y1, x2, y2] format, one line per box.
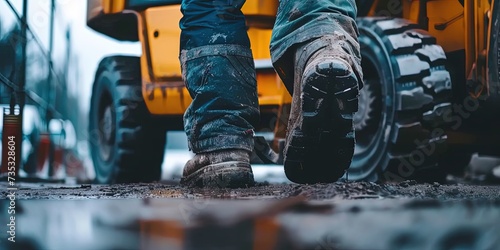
[0, 0, 142, 182]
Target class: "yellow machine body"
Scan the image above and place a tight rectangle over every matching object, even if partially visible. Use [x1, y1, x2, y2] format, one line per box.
[368, 0, 493, 98]
[87, 0, 289, 118]
[87, 0, 496, 114]
[87, 0, 498, 150]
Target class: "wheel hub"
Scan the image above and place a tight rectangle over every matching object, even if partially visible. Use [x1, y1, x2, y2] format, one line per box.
[99, 105, 114, 161]
[354, 83, 377, 132]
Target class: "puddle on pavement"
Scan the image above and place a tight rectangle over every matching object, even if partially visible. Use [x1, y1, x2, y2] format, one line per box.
[140, 217, 292, 250]
[3, 198, 500, 250]
[2, 197, 311, 250]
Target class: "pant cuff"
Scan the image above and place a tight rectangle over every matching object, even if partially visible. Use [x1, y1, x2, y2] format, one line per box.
[189, 135, 254, 154]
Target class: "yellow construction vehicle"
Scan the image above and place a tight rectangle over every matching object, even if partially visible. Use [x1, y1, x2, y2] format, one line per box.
[86, 0, 287, 183]
[87, 0, 500, 183]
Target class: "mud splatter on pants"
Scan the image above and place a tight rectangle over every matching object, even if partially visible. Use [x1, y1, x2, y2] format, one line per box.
[179, 0, 359, 153]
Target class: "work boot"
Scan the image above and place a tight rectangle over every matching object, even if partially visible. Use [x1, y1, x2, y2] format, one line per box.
[180, 149, 254, 188]
[283, 35, 360, 184]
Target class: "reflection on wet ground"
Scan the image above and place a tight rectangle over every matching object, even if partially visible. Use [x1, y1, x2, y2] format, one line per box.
[3, 198, 500, 250]
[1, 181, 500, 249]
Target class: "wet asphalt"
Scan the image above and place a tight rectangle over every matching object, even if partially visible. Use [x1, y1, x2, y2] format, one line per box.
[1, 180, 500, 201]
[1, 180, 500, 249]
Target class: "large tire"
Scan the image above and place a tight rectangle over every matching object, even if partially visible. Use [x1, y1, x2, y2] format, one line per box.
[349, 17, 453, 182]
[88, 56, 166, 184]
[487, 0, 500, 112]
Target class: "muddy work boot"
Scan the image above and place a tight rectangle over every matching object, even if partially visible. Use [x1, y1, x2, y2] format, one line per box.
[284, 35, 360, 184]
[180, 149, 254, 188]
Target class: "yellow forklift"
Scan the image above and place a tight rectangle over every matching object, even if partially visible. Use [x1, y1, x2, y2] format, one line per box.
[86, 0, 500, 183]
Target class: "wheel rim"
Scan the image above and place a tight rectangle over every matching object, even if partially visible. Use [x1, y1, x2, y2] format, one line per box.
[353, 78, 382, 155]
[352, 73, 386, 166]
[98, 94, 115, 162]
[348, 34, 395, 180]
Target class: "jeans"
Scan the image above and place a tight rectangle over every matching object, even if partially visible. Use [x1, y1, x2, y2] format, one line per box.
[179, 0, 359, 153]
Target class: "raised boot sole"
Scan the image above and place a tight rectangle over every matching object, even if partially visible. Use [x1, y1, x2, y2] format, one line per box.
[180, 161, 254, 188]
[284, 58, 359, 184]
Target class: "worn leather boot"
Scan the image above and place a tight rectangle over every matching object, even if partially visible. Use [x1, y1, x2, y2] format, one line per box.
[284, 35, 361, 184]
[180, 149, 254, 188]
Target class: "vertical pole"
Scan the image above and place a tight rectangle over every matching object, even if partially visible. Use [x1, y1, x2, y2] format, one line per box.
[47, 0, 56, 177]
[17, 0, 29, 173]
[48, 0, 55, 105]
[20, 0, 28, 106]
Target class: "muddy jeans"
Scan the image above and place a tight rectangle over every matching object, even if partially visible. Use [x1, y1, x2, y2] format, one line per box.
[179, 0, 359, 153]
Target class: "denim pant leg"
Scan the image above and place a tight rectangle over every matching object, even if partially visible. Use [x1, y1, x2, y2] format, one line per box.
[270, 0, 362, 91]
[180, 0, 260, 153]
[180, 0, 250, 50]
